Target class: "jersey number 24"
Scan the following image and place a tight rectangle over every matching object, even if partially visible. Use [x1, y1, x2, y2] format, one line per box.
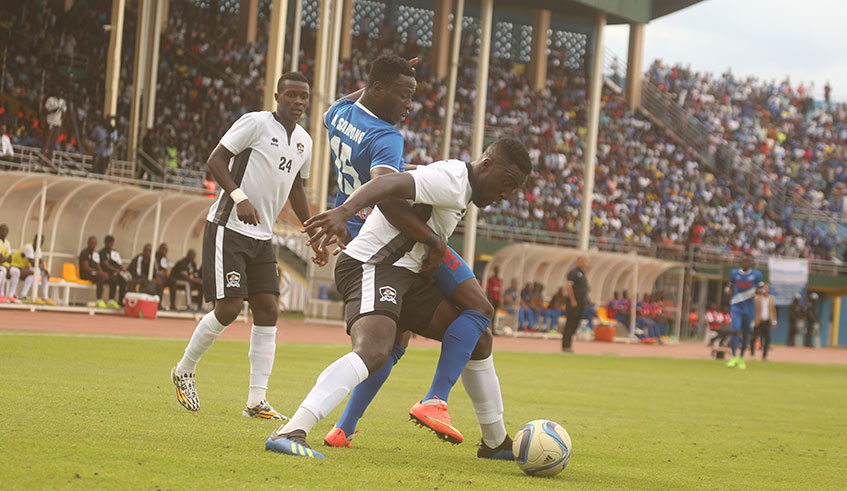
[330, 135, 361, 195]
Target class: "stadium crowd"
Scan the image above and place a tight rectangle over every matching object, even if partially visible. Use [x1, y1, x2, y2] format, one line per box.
[1, 1, 843, 261]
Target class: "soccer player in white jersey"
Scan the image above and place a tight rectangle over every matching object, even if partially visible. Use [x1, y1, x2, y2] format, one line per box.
[171, 72, 327, 419]
[265, 138, 532, 458]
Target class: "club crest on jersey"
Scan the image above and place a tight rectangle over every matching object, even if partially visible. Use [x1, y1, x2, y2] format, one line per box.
[226, 271, 241, 288]
[297, 142, 304, 154]
[379, 286, 397, 304]
[270, 137, 279, 147]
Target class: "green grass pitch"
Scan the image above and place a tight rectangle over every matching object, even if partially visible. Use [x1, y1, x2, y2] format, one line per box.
[1, 332, 846, 489]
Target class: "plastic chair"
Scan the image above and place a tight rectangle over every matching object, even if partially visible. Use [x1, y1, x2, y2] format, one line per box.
[62, 263, 93, 285]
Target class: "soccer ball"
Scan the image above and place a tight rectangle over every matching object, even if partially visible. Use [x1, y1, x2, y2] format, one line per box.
[512, 419, 572, 477]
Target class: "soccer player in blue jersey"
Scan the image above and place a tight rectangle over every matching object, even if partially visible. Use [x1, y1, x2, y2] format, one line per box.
[315, 55, 511, 456]
[725, 252, 763, 369]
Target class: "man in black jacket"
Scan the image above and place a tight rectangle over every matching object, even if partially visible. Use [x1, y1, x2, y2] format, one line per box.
[562, 256, 589, 352]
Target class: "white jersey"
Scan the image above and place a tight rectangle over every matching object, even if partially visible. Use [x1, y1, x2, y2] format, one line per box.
[344, 160, 472, 272]
[45, 96, 67, 128]
[207, 111, 312, 240]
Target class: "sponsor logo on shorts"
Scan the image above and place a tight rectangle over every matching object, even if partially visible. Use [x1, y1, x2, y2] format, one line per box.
[379, 286, 397, 304]
[226, 271, 241, 288]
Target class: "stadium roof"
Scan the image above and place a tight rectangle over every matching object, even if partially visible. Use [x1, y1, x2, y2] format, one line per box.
[498, 0, 705, 25]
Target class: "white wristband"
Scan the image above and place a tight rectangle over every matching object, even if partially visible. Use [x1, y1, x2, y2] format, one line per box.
[230, 188, 248, 204]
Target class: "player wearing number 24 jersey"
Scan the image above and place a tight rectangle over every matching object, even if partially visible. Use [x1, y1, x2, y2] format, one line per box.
[326, 98, 404, 238]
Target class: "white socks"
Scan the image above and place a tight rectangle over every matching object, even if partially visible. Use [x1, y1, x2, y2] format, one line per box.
[247, 324, 277, 407]
[461, 355, 507, 448]
[176, 311, 228, 375]
[6, 267, 20, 297]
[281, 352, 370, 434]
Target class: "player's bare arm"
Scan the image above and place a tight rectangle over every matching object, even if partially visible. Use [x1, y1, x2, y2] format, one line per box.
[303, 172, 416, 250]
[206, 143, 261, 226]
[288, 175, 328, 266]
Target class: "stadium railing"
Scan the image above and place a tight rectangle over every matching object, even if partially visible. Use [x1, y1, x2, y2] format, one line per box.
[462, 221, 846, 276]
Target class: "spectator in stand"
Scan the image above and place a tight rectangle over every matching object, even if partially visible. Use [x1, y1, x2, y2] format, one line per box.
[91, 117, 116, 174]
[502, 278, 519, 317]
[0, 124, 14, 166]
[485, 266, 503, 310]
[752, 282, 776, 359]
[99, 235, 128, 306]
[41, 87, 67, 160]
[0, 224, 16, 303]
[518, 282, 534, 331]
[543, 287, 566, 332]
[79, 235, 119, 308]
[10, 234, 54, 305]
[168, 249, 203, 311]
[787, 294, 805, 346]
[562, 256, 589, 352]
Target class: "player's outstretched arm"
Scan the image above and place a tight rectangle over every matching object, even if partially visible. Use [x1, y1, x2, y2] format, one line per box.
[289, 175, 328, 266]
[380, 199, 446, 274]
[303, 172, 416, 251]
[206, 143, 261, 226]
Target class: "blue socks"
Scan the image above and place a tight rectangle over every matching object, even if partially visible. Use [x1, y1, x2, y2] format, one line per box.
[739, 333, 749, 358]
[335, 344, 405, 437]
[730, 334, 739, 357]
[424, 309, 491, 403]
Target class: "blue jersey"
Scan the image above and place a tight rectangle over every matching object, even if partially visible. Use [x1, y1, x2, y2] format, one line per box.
[325, 99, 405, 238]
[729, 268, 763, 312]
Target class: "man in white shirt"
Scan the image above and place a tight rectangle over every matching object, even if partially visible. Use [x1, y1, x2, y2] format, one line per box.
[267, 137, 532, 458]
[0, 124, 14, 166]
[41, 88, 67, 159]
[171, 72, 326, 420]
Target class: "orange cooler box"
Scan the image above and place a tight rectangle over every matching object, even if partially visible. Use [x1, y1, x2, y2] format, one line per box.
[594, 324, 615, 342]
[125, 293, 160, 320]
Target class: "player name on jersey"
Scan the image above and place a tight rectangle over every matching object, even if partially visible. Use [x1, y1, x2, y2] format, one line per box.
[329, 114, 365, 144]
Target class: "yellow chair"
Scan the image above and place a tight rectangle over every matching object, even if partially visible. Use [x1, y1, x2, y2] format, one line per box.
[62, 263, 93, 285]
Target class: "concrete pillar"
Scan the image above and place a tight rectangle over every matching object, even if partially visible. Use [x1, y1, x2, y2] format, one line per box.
[309, 0, 332, 200]
[440, 0, 464, 159]
[319, 0, 343, 213]
[263, 0, 289, 110]
[340, 0, 354, 61]
[161, 0, 169, 29]
[461, 0, 493, 271]
[577, 11, 605, 251]
[103, 0, 125, 118]
[430, 0, 451, 79]
[290, 0, 303, 71]
[239, 0, 259, 45]
[528, 9, 550, 92]
[142, 0, 164, 130]
[625, 22, 644, 109]
[128, 0, 150, 162]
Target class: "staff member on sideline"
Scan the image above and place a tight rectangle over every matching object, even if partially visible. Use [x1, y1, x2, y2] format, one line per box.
[752, 282, 777, 360]
[561, 256, 589, 353]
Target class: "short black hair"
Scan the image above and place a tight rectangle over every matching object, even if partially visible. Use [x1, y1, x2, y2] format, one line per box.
[367, 55, 415, 88]
[277, 72, 309, 92]
[104, 235, 115, 243]
[485, 137, 533, 176]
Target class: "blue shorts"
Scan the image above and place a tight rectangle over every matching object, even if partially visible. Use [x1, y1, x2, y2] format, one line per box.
[431, 245, 475, 298]
[730, 305, 754, 334]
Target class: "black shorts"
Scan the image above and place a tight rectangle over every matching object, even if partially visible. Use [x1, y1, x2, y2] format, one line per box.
[202, 221, 279, 302]
[335, 253, 446, 334]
